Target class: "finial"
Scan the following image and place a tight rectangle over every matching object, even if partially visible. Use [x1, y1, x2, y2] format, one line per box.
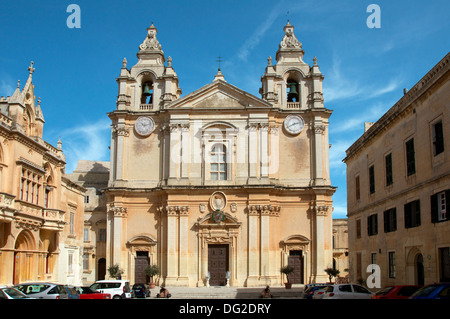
[28, 61, 35, 76]
[313, 56, 318, 66]
[167, 56, 172, 67]
[267, 56, 272, 66]
[38, 97, 41, 105]
[17, 80, 20, 88]
[122, 57, 127, 68]
[57, 137, 62, 150]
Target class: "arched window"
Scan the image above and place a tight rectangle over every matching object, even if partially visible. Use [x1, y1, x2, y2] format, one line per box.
[210, 144, 227, 180]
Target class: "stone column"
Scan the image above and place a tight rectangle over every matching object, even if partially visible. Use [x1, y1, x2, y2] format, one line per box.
[113, 121, 129, 181]
[260, 206, 270, 280]
[168, 124, 180, 181]
[165, 206, 178, 283]
[314, 204, 329, 282]
[178, 206, 190, 284]
[246, 205, 259, 286]
[248, 123, 258, 182]
[313, 123, 325, 186]
[180, 123, 190, 180]
[260, 123, 269, 179]
[107, 204, 128, 278]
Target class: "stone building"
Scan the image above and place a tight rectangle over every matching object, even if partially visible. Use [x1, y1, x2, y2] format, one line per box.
[105, 22, 335, 287]
[332, 218, 349, 279]
[344, 52, 450, 286]
[0, 64, 86, 286]
[67, 160, 109, 284]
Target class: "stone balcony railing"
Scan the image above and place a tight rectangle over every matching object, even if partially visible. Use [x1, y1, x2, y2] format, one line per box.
[0, 192, 16, 222]
[287, 102, 300, 109]
[140, 103, 153, 110]
[12, 200, 66, 231]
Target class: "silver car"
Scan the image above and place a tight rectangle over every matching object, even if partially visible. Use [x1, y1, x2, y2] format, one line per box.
[0, 286, 33, 299]
[13, 282, 68, 299]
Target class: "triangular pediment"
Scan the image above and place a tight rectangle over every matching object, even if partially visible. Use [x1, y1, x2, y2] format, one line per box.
[168, 80, 272, 109]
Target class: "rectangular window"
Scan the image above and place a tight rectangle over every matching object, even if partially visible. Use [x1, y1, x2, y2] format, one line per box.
[367, 213, 378, 236]
[385, 153, 393, 186]
[432, 121, 444, 156]
[68, 253, 73, 274]
[406, 138, 416, 176]
[70, 212, 75, 235]
[99, 229, 106, 242]
[384, 208, 397, 233]
[83, 228, 89, 241]
[83, 254, 89, 271]
[388, 252, 396, 278]
[84, 196, 89, 204]
[355, 175, 360, 200]
[356, 219, 361, 239]
[369, 165, 375, 194]
[431, 190, 449, 223]
[404, 200, 421, 228]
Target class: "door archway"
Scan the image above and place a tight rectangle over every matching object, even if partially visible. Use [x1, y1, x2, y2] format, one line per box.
[13, 230, 35, 284]
[416, 254, 424, 285]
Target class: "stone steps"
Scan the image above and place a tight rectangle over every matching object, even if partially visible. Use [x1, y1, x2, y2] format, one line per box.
[148, 285, 304, 299]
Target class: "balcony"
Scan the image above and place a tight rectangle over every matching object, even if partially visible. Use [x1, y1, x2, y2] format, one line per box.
[12, 200, 66, 231]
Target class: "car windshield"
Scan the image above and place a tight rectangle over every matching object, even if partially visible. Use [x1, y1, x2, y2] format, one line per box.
[16, 284, 51, 294]
[412, 285, 438, 297]
[3, 288, 28, 299]
[374, 287, 393, 296]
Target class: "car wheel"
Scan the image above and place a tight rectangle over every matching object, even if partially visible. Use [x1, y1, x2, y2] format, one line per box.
[113, 295, 122, 299]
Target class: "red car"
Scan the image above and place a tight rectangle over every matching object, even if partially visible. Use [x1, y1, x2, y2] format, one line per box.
[372, 285, 422, 299]
[75, 286, 111, 299]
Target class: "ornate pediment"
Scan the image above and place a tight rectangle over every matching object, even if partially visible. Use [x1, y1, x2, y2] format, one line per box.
[196, 211, 241, 228]
[168, 80, 272, 109]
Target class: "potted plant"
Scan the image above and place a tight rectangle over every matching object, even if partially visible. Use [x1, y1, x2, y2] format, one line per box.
[280, 265, 294, 289]
[145, 264, 160, 289]
[324, 267, 340, 284]
[107, 264, 124, 279]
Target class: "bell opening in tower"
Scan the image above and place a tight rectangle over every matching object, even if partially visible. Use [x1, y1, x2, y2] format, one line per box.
[287, 80, 299, 102]
[141, 81, 153, 105]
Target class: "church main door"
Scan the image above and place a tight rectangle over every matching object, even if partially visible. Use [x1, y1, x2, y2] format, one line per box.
[208, 245, 229, 286]
[288, 250, 304, 284]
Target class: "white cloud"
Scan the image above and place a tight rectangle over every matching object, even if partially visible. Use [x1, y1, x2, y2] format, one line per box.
[59, 117, 111, 173]
[236, 4, 284, 62]
[323, 57, 402, 103]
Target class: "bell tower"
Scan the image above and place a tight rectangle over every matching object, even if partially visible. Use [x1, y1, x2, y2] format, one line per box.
[260, 21, 324, 110]
[115, 23, 181, 112]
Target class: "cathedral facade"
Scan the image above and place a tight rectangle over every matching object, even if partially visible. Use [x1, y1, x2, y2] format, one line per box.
[105, 22, 335, 287]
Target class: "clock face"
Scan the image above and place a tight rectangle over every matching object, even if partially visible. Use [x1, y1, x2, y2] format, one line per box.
[135, 116, 155, 137]
[284, 115, 304, 135]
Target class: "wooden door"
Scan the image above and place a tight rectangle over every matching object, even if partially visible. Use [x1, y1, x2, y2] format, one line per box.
[208, 245, 228, 286]
[288, 250, 304, 284]
[134, 253, 149, 284]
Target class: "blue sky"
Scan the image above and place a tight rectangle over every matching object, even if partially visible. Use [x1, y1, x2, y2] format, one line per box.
[0, 0, 449, 219]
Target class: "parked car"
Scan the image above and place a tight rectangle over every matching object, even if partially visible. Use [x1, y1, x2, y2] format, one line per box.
[0, 286, 33, 299]
[312, 286, 330, 299]
[322, 284, 373, 299]
[409, 283, 450, 299]
[64, 285, 80, 299]
[304, 284, 331, 299]
[13, 282, 68, 299]
[372, 285, 422, 299]
[90, 280, 131, 299]
[75, 286, 111, 299]
[132, 283, 150, 298]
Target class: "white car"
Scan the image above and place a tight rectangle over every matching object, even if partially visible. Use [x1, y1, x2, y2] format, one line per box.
[90, 280, 131, 299]
[322, 284, 373, 299]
